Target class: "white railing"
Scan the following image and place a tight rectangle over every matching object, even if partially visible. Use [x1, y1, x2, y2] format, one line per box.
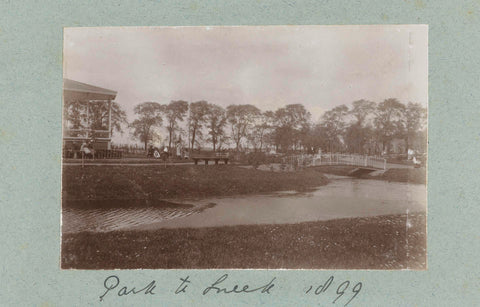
[310, 153, 386, 170]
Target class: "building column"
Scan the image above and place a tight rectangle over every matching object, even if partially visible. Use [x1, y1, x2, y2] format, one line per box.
[108, 99, 112, 150]
[86, 100, 90, 139]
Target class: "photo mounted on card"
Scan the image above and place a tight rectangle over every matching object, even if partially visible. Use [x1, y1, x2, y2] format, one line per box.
[61, 25, 427, 270]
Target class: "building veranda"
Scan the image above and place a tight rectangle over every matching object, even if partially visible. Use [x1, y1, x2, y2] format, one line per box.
[63, 78, 122, 159]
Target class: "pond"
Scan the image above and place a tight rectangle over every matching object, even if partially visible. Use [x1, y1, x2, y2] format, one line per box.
[62, 176, 426, 233]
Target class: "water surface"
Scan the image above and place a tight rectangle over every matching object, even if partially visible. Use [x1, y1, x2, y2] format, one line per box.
[62, 177, 426, 233]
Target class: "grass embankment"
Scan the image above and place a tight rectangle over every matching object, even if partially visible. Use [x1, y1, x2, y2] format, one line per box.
[62, 165, 328, 205]
[62, 213, 426, 270]
[313, 165, 426, 184]
[62, 158, 189, 164]
[366, 168, 426, 184]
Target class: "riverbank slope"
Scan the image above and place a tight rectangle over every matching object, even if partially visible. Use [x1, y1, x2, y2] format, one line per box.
[313, 165, 426, 184]
[62, 165, 329, 205]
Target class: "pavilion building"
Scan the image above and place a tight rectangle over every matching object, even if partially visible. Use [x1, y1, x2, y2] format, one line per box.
[63, 78, 117, 157]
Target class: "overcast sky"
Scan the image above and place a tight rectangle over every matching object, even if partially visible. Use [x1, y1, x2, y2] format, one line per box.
[64, 25, 427, 143]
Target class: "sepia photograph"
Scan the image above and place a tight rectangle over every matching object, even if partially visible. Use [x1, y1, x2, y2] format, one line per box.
[61, 25, 427, 270]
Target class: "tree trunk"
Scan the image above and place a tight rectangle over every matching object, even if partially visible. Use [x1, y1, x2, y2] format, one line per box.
[383, 140, 389, 154]
[168, 128, 172, 154]
[191, 128, 196, 150]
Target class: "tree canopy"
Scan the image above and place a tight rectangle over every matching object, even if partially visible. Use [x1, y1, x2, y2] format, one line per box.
[188, 100, 209, 150]
[205, 104, 227, 152]
[226, 104, 261, 151]
[129, 102, 164, 151]
[126, 97, 426, 156]
[164, 100, 189, 153]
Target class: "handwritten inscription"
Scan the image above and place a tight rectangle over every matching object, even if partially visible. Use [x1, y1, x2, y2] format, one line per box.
[99, 274, 362, 305]
[99, 275, 156, 301]
[202, 274, 275, 295]
[174, 275, 192, 294]
[305, 276, 363, 306]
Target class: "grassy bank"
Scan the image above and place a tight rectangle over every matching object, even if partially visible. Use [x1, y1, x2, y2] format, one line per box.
[62, 165, 328, 204]
[365, 168, 426, 184]
[63, 158, 191, 164]
[62, 213, 426, 270]
[313, 165, 426, 184]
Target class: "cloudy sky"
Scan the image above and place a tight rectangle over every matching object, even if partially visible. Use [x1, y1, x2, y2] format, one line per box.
[64, 25, 427, 143]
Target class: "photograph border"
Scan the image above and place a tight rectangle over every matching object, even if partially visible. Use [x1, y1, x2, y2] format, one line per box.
[1, 0, 479, 306]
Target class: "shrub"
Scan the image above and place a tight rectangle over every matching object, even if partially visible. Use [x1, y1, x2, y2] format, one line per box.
[246, 152, 267, 167]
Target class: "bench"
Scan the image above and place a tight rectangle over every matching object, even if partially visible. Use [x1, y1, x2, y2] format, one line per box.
[191, 153, 229, 165]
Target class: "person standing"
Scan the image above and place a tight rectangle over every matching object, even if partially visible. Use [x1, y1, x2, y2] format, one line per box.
[81, 141, 93, 159]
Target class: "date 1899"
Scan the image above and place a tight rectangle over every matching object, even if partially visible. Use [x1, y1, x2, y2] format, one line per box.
[305, 276, 362, 306]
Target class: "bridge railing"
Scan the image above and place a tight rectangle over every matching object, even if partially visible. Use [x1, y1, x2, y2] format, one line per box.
[366, 156, 387, 170]
[311, 153, 386, 170]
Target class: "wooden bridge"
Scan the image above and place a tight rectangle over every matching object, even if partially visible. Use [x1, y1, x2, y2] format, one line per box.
[286, 153, 387, 175]
[312, 154, 386, 170]
[191, 152, 229, 165]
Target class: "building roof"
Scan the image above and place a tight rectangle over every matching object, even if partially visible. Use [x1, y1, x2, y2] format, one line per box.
[63, 78, 117, 100]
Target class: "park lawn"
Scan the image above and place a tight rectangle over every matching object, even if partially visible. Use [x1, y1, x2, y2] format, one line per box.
[62, 165, 329, 204]
[62, 212, 426, 270]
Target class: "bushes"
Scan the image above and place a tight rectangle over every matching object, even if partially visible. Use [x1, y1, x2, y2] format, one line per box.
[236, 151, 284, 166]
[246, 152, 266, 168]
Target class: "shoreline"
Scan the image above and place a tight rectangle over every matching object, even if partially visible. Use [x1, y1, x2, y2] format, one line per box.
[312, 165, 426, 185]
[62, 165, 329, 205]
[62, 164, 424, 205]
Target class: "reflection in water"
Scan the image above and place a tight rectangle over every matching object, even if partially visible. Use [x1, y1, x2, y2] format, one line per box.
[62, 178, 426, 233]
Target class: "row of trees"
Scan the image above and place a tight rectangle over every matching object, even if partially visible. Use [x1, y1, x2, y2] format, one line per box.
[129, 98, 426, 155]
[317, 99, 427, 155]
[64, 96, 426, 155]
[129, 100, 311, 154]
